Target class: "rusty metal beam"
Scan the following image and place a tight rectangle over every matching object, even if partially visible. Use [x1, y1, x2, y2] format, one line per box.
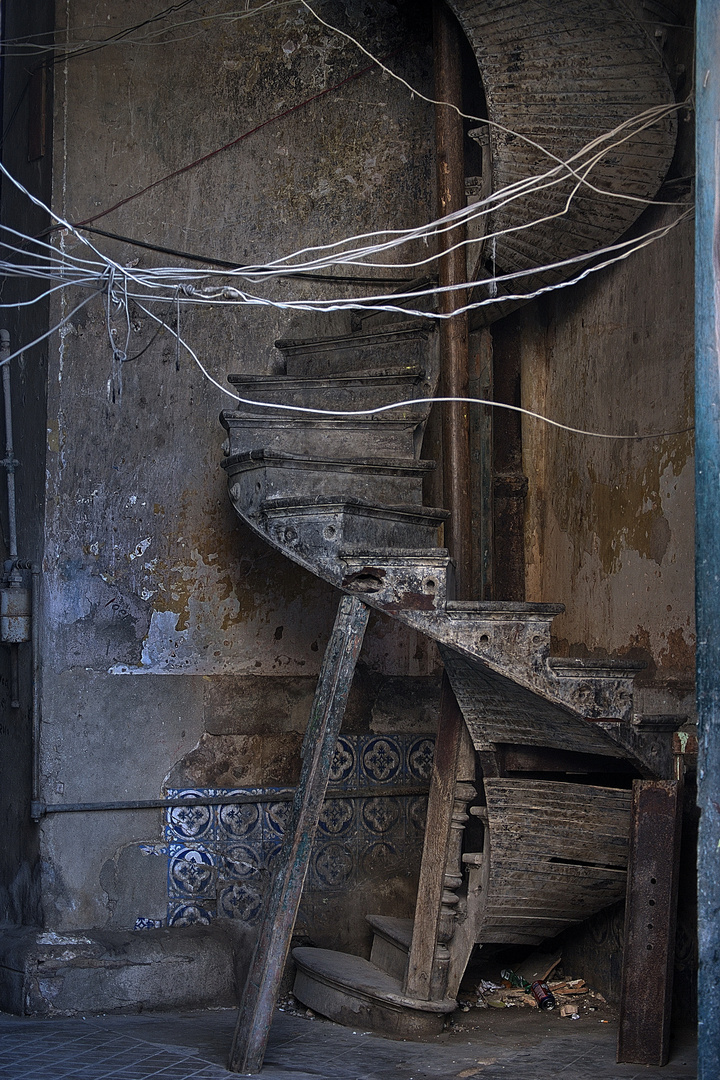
[617, 779, 682, 1066]
[228, 594, 369, 1074]
[433, 0, 472, 597]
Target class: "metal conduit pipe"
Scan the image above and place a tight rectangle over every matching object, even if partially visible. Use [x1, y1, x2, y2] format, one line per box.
[30, 783, 430, 818]
[0, 332, 42, 821]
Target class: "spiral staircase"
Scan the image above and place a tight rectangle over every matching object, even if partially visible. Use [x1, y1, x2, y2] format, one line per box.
[221, 0, 679, 1063]
[220, 312, 652, 1040]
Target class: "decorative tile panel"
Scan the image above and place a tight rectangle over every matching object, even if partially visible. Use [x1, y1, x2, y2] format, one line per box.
[161, 734, 434, 928]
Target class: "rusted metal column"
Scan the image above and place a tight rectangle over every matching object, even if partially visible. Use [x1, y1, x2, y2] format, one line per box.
[228, 594, 369, 1074]
[433, 0, 472, 597]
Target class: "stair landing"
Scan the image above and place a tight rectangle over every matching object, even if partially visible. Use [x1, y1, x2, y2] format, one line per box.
[292, 946, 455, 1040]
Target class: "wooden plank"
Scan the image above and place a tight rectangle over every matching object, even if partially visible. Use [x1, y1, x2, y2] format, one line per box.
[228, 594, 369, 1074]
[404, 673, 465, 1001]
[617, 780, 683, 1066]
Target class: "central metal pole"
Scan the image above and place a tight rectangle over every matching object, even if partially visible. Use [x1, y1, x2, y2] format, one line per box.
[434, 0, 472, 597]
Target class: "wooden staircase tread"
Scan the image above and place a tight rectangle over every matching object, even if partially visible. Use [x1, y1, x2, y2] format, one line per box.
[224, 449, 437, 473]
[292, 947, 455, 1014]
[548, 657, 647, 675]
[263, 497, 449, 521]
[339, 547, 450, 559]
[275, 319, 436, 352]
[222, 415, 417, 427]
[228, 367, 426, 386]
[365, 914, 414, 951]
[446, 600, 565, 616]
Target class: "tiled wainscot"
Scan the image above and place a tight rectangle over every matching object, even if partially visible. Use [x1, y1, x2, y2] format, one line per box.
[161, 734, 435, 929]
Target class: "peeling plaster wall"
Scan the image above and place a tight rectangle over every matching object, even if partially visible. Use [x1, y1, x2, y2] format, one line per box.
[522, 206, 695, 718]
[36, 0, 440, 942]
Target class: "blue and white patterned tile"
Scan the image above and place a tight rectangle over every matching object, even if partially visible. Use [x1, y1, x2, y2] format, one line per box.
[263, 798, 293, 841]
[406, 736, 435, 784]
[329, 735, 357, 789]
[360, 795, 403, 837]
[261, 839, 284, 873]
[318, 797, 355, 837]
[217, 881, 266, 923]
[311, 841, 355, 891]
[217, 842, 263, 882]
[167, 901, 216, 926]
[167, 844, 216, 899]
[406, 794, 429, 836]
[216, 799, 262, 841]
[134, 917, 163, 930]
[165, 790, 214, 842]
[359, 735, 402, 787]
[360, 840, 398, 878]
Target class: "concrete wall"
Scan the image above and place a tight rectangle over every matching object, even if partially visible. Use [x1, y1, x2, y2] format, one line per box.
[0, 0, 696, 1017]
[521, 204, 695, 721]
[37, 0, 442, 940]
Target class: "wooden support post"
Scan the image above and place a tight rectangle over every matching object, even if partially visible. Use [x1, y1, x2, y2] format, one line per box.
[433, 0, 472, 597]
[404, 674, 471, 1001]
[617, 779, 683, 1066]
[228, 594, 369, 1074]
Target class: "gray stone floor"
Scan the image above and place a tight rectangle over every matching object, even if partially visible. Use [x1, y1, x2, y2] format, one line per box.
[0, 1007, 697, 1080]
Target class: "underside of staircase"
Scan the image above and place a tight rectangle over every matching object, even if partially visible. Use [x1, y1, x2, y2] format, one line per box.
[221, 0, 679, 1055]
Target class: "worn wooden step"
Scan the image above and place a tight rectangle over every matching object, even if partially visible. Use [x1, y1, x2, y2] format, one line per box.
[339, 549, 453, 611]
[259, 502, 448, 567]
[223, 450, 435, 511]
[221, 414, 422, 459]
[275, 320, 439, 379]
[366, 915, 413, 982]
[444, 600, 565, 667]
[292, 947, 455, 1040]
[227, 368, 432, 421]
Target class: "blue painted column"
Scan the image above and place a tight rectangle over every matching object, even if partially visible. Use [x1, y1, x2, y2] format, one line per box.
[696, 4, 720, 1076]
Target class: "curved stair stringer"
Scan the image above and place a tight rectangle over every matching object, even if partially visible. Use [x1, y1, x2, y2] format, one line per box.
[446, 0, 678, 319]
[220, 314, 648, 1039]
[219, 477, 647, 768]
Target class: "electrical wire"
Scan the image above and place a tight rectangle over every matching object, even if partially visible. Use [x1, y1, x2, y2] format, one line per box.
[0, 290, 102, 369]
[132, 299, 692, 442]
[298, 0, 686, 214]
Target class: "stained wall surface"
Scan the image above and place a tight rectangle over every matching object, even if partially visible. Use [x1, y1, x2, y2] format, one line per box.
[521, 205, 695, 721]
[35, 0, 441, 944]
[0, 0, 696, 1020]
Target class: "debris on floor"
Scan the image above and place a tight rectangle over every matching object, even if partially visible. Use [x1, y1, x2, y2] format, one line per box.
[451, 948, 612, 1028]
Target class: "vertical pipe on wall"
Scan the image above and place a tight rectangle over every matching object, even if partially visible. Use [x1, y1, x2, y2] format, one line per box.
[1, 331, 17, 560]
[433, 1, 472, 597]
[695, 4, 720, 1077]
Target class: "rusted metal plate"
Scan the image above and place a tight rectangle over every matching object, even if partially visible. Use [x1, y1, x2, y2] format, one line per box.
[617, 780, 682, 1066]
[228, 594, 369, 1075]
